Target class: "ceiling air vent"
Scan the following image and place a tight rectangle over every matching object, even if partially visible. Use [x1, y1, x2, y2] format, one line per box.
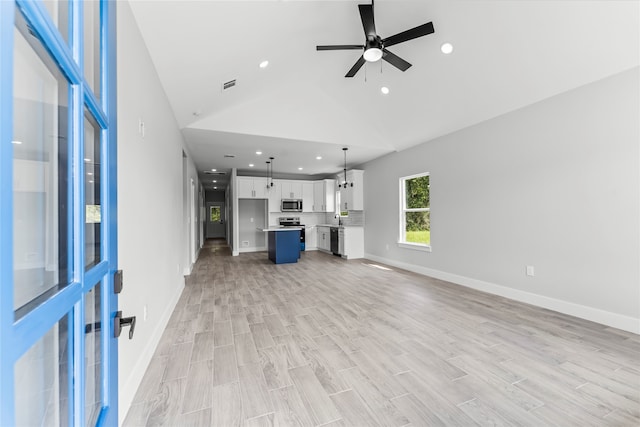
[203, 171, 227, 176]
[222, 79, 236, 91]
[224, 154, 235, 158]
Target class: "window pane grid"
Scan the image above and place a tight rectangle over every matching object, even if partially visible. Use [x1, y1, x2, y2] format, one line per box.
[400, 173, 430, 247]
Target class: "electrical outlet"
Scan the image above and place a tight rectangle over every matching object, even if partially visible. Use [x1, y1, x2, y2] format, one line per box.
[526, 265, 535, 277]
[242, 241, 249, 247]
[138, 118, 145, 137]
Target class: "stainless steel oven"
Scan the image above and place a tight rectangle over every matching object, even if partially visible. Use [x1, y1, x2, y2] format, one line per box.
[279, 217, 305, 251]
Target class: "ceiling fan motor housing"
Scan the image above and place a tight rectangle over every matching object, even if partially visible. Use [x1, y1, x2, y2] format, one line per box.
[366, 36, 383, 50]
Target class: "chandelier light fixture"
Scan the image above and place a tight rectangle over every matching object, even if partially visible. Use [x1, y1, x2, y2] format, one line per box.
[338, 147, 353, 188]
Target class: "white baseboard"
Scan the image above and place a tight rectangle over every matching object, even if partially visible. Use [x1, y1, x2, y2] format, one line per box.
[119, 278, 185, 425]
[238, 246, 267, 253]
[364, 253, 640, 335]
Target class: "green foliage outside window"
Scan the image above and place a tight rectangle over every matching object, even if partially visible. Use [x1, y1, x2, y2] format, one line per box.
[86, 205, 101, 224]
[406, 175, 429, 209]
[405, 175, 430, 236]
[210, 206, 221, 222]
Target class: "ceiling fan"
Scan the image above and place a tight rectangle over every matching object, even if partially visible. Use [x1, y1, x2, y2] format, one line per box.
[316, 1, 434, 78]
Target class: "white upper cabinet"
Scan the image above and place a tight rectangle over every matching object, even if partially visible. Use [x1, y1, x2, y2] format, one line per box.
[302, 182, 314, 212]
[313, 179, 336, 212]
[280, 180, 303, 199]
[236, 176, 342, 211]
[237, 176, 267, 199]
[338, 170, 364, 211]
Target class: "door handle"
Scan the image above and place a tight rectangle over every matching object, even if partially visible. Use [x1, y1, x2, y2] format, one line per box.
[114, 311, 136, 339]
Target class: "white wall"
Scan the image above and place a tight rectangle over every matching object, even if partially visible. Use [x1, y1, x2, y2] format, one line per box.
[238, 199, 267, 251]
[231, 169, 239, 255]
[363, 67, 640, 333]
[182, 156, 201, 275]
[116, 2, 200, 423]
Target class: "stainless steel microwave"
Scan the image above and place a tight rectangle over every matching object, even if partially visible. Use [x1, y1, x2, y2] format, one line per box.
[281, 199, 303, 212]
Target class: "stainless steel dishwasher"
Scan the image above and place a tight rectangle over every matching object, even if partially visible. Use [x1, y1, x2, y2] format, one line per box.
[330, 227, 340, 256]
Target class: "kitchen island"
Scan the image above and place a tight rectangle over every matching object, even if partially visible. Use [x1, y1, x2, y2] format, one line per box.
[261, 227, 302, 264]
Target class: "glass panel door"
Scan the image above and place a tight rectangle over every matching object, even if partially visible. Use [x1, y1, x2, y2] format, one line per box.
[0, 1, 118, 426]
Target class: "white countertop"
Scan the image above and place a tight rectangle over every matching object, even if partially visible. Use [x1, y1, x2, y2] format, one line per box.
[259, 227, 303, 232]
[315, 224, 364, 229]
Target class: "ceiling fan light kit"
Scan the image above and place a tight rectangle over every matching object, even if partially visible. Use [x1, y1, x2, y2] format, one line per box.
[363, 47, 383, 62]
[316, 1, 434, 78]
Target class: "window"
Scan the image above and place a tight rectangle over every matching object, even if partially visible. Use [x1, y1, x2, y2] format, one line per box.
[210, 206, 221, 222]
[399, 173, 431, 251]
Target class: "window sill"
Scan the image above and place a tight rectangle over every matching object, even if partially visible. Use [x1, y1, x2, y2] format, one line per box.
[397, 242, 432, 252]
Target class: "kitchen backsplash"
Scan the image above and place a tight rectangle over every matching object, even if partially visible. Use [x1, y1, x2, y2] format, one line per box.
[337, 210, 364, 226]
[268, 211, 365, 227]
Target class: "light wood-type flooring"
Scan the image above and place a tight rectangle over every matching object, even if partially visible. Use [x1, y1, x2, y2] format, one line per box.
[124, 239, 640, 426]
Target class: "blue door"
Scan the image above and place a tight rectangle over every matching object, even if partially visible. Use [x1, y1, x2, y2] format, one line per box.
[0, 0, 119, 425]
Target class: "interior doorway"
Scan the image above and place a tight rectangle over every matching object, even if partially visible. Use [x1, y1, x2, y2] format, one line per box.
[190, 179, 196, 265]
[206, 202, 226, 239]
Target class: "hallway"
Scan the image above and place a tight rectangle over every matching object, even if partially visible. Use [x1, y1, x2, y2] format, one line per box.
[123, 242, 640, 426]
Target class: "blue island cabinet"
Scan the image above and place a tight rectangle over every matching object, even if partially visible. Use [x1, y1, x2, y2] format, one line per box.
[268, 229, 301, 264]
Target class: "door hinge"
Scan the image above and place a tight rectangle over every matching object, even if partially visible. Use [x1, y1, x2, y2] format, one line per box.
[114, 270, 123, 294]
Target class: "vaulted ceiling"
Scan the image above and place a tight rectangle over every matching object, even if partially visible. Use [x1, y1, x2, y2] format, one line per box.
[128, 1, 639, 190]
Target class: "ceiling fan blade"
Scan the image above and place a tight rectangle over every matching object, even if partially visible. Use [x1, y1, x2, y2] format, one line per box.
[345, 55, 366, 78]
[383, 22, 434, 48]
[316, 45, 364, 51]
[358, 4, 377, 39]
[382, 49, 412, 72]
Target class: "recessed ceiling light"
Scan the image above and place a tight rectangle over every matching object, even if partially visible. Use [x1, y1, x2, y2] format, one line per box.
[84, 158, 91, 162]
[214, 186, 218, 189]
[212, 180, 217, 183]
[259, 60, 269, 68]
[249, 164, 254, 167]
[87, 172, 93, 176]
[256, 151, 262, 155]
[316, 156, 322, 160]
[441, 42, 453, 54]
[381, 87, 390, 95]
[298, 167, 303, 171]
[11, 140, 23, 145]
[211, 168, 217, 172]
[89, 180, 94, 183]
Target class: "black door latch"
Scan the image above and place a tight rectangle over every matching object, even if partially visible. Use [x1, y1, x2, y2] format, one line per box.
[114, 311, 136, 339]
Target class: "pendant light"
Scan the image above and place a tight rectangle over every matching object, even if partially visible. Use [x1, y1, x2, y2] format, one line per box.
[269, 157, 275, 187]
[265, 160, 271, 189]
[339, 147, 353, 188]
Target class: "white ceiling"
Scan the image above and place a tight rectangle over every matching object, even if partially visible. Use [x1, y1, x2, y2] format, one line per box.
[128, 0, 639, 190]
